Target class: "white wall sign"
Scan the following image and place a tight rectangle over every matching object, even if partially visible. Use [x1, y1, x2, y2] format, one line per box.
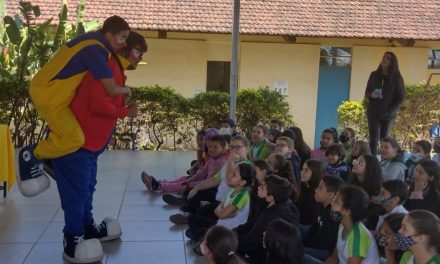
[274, 80, 288, 96]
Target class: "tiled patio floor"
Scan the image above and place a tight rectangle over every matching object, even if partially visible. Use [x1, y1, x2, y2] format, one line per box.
[0, 150, 208, 264]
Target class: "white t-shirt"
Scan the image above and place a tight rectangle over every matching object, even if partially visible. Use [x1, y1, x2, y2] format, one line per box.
[375, 205, 408, 232]
[214, 160, 251, 201]
[337, 222, 379, 264]
[216, 188, 250, 229]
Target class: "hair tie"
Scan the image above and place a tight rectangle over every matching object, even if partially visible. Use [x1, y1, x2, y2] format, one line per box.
[228, 251, 234, 256]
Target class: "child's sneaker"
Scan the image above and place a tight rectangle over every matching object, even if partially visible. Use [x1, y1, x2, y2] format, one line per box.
[17, 145, 50, 197]
[63, 234, 103, 263]
[169, 213, 189, 225]
[84, 217, 122, 242]
[162, 194, 186, 206]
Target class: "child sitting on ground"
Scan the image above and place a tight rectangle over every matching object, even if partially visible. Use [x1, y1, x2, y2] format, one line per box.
[200, 225, 245, 264]
[188, 162, 254, 254]
[340, 127, 356, 164]
[325, 185, 380, 263]
[264, 219, 305, 264]
[267, 153, 299, 201]
[141, 135, 227, 193]
[372, 179, 408, 233]
[303, 176, 344, 262]
[405, 139, 432, 184]
[325, 143, 351, 181]
[274, 136, 302, 187]
[297, 159, 323, 232]
[311, 128, 337, 163]
[236, 174, 299, 264]
[347, 140, 371, 169]
[249, 125, 273, 160]
[167, 135, 251, 224]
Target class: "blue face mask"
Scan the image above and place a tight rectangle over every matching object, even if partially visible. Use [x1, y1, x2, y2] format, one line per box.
[330, 211, 343, 222]
[394, 232, 417, 250]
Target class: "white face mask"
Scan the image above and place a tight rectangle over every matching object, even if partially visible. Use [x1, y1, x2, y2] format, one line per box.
[220, 127, 232, 135]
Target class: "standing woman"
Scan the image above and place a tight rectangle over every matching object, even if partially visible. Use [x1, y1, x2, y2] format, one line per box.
[365, 52, 404, 156]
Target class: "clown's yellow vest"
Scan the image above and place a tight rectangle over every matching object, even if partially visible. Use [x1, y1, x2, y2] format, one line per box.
[30, 39, 110, 159]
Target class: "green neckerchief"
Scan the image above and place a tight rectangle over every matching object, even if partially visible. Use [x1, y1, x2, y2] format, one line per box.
[251, 139, 267, 159]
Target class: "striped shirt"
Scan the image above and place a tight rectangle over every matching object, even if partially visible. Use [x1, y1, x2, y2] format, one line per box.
[399, 251, 440, 264]
[337, 222, 379, 264]
[217, 188, 250, 229]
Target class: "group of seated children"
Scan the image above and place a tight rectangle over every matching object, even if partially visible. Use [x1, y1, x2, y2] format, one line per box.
[140, 121, 440, 264]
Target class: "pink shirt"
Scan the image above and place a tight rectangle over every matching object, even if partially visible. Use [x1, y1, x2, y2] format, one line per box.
[186, 153, 228, 188]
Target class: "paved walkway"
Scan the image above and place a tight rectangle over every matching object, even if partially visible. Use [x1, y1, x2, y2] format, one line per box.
[0, 150, 208, 264]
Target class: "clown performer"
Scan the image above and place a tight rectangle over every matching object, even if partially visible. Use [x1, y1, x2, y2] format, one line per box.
[17, 15, 132, 197]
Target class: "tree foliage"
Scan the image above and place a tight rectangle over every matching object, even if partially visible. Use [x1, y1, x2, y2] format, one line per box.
[0, 1, 99, 147]
[338, 83, 440, 149]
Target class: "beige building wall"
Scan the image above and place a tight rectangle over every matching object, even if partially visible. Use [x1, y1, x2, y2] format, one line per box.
[125, 38, 207, 97]
[240, 42, 320, 145]
[126, 31, 440, 146]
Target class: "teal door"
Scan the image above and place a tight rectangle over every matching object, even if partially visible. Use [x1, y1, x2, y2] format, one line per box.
[314, 48, 351, 147]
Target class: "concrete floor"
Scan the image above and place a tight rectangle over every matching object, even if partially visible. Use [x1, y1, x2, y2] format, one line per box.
[0, 150, 208, 264]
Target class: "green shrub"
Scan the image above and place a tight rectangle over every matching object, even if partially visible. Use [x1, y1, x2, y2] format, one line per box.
[188, 91, 230, 129]
[237, 87, 293, 137]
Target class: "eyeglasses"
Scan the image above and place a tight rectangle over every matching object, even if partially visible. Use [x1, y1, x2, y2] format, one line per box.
[352, 159, 364, 166]
[275, 143, 288, 148]
[230, 145, 245, 150]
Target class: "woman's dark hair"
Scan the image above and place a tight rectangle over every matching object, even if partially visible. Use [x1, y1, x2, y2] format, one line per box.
[303, 159, 324, 188]
[325, 143, 346, 160]
[287, 127, 312, 165]
[379, 213, 406, 261]
[264, 174, 292, 203]
[407, 210, 440, 252]
[254, 124, 268, 135]
[381, 137, 403, 162]
[382, 180, 408, 205]
[205, 226, 243, 264]
[417, 159, 440, 197]
[414, 140, 432, 156]
[121, 31, 147, 58]
[376, 52, 403, 94]
[210, 135, 228, 148]
[252, 159, 274, 175]
[322, 128, 338, 144]
[343, 127, 356, 142]
[100, 15, 130, 35]
[352, 141, 371, 157]
[322, 176, 344, 194]
[265, 219, 306, 264]
[339, 185, 370, 223]
[237, 163, 255, 187]
[384, 213, 405, 234]
[351, 154, 383, 197]
[270, 154, 298, 200]
[270, 119, 284, 128]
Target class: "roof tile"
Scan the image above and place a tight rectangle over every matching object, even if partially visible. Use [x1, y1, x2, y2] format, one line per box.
[5, 0, 440, 40]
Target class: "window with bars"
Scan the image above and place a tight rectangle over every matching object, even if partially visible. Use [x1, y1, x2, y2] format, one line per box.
[428, 50, 440, 69]
[320, 47, 352, 67]
[206, 61, 231, 93]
